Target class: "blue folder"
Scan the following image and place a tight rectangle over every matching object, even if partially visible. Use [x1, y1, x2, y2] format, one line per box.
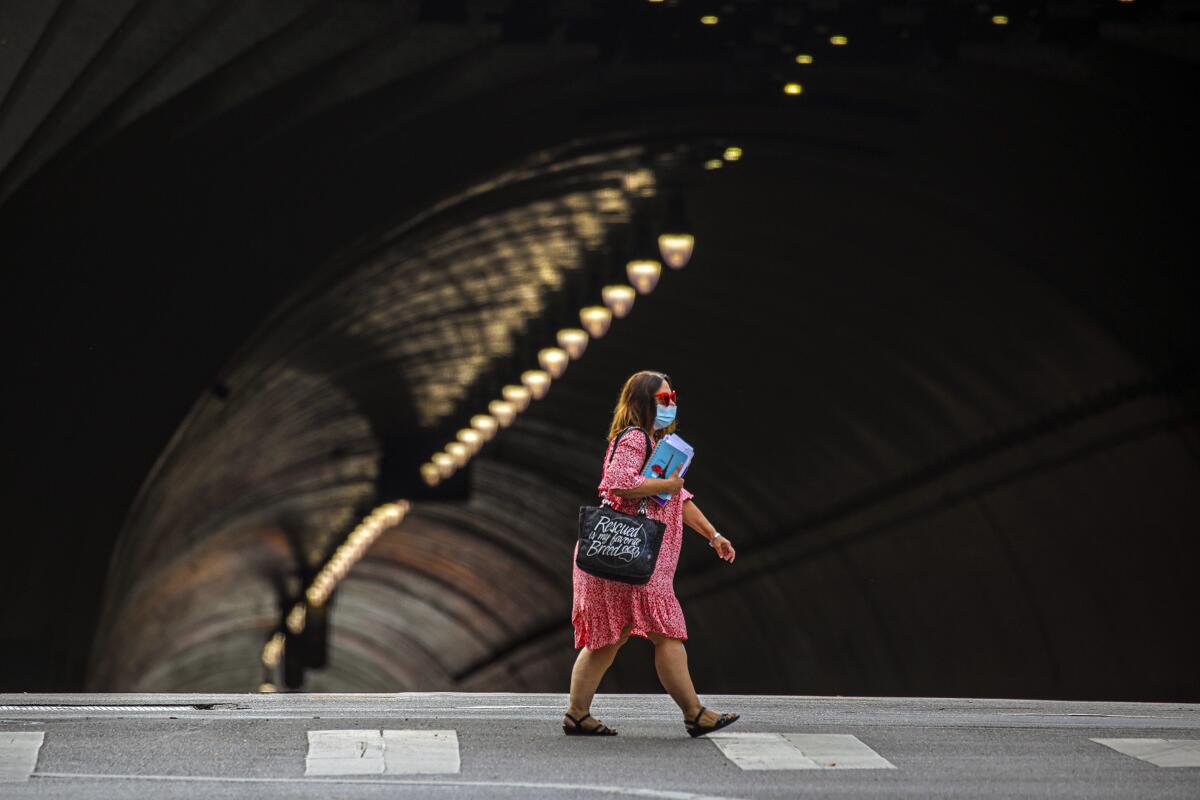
[641, 433, 694, 505]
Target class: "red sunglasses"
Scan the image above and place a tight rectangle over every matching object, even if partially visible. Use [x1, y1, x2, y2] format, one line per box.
[655, 391, 678, 406]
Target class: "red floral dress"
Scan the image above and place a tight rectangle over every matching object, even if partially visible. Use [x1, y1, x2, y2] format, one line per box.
[571, 428, 695, 649]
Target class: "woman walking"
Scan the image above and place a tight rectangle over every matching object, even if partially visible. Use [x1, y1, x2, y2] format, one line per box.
[563, 370, 740, 738]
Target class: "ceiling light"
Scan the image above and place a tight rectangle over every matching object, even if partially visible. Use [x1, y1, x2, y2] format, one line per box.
[723, 147, 743, 161]
[556, 328, 589, 359]
[502, 384, 532, 411]
[521, 369, 552, 399]
[538, 347, 570, 378]
[626, 259, 662, 294]
[457, 428, 483, 452]
[488, 400, 517, 427]
[991, 15, 1008, 25]
[432, 452, 455, 477]
[446, 441, 470, 467]
[703, 159, 723, 170]
[420, 463, 441, 486]
[830, 35, 847, 46]
[658, 233, 695, 269]
[795, 54, 813, 64]
[700, 15, 719, 25]
[601, 284, 636, 318]
[783, 82, 803, 95]
[579, 305, 613, 338]
[470, 414, 498, 440]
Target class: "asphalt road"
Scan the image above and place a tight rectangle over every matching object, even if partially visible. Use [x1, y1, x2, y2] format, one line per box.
[1, 693, 1198, 798]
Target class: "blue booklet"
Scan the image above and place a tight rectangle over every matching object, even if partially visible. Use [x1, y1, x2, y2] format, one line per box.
[641, 433, 694, 505]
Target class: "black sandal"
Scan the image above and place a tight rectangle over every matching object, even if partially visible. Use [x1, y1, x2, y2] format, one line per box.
[563, 712, 618, 736]
[685, 705, 740, 738]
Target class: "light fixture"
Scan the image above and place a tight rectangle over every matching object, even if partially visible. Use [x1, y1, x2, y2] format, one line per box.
[703, 159, 724, 170]
[286, 603, 306, 635]
[579, 305, 613, 338]
[602, 284, 636, 318]
[658, 234, 695, 269]
[420, 462, 441, 486]
[446, 441, 470, 467]
[830, 35, 847, 46]
[502, 384, 532, 411]
[556, 328, 589, 359]
[432, 452, 455, 478]
[795, 54, 813, 64]
[470, 414, 498, 440]
[658, 193, 695, 269]
[700, 15, 719, 25]
[521, 369, 552, 399]
[783, 82, 803, 95]
[991, 15, 1008, 25]
[538, 346, 570, 378]
[489, 399, 517, 426]
[261, 632, 285, 668]
[457, 428, 483, 452]
[723, 147, 743, 162]
[626, 259, 662, 294]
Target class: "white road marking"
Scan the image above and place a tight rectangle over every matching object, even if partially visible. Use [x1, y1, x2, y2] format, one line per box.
[34, 772, 744, 798]
[306, 730, 385, 775]
[0, 731, 45, 783]
[709, 732, 896, 770]
[306, 729, 460, 776]
[383, 730, 460, 774]
[1092, 738, 1200, 767]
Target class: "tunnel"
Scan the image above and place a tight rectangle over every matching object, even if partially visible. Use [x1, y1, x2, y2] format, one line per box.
[0, 0, 1196, 703]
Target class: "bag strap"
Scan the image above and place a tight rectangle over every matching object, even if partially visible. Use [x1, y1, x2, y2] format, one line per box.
[601, 426, 653, 514]
[606, 425, 652, 466]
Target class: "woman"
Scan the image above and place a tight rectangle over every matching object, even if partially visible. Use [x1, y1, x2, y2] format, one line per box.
[563, 370, 740, 738]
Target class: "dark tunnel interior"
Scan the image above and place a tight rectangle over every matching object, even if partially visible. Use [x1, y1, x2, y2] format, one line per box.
[0, 0, 1196, 702]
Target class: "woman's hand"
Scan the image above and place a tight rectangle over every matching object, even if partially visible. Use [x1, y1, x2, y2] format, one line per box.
[713, 535, 735, 563]
[662, 463, 685, 496]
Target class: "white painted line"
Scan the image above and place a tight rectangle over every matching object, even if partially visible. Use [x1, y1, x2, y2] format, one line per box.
[34, 772, 745, 798]
[709, 732, 895, 770]
[306, 730, 384, 775]
[306, 729, 461, 776]
[382, 729, 460, 774]
[0, 731, 45, 783]
[1092, 738, 1200, 767]
[707, 732, 818, 769]
[783, 734, 896, 769]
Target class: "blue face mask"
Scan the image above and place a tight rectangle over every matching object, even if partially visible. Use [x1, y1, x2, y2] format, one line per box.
[654, 403, 677, 431]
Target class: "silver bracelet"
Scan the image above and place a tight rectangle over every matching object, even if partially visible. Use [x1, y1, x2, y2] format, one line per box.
[708, 532, 725, 548]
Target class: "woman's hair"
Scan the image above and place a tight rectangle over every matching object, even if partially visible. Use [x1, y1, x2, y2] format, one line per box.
[607, 370, 677, 442]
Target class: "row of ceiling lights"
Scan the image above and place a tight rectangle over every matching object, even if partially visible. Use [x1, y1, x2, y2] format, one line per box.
[419, 215, 697, 487]
[259, 500, 412, 688]
[648, 1, 848, 97]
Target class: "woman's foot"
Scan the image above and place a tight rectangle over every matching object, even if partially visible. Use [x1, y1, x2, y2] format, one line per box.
[684, 705, 740, 738]
[563, 711, 618, 736]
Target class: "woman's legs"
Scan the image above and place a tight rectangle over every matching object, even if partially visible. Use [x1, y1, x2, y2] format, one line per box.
[645, 631, 724, 726]
[565, 624, 632, 729]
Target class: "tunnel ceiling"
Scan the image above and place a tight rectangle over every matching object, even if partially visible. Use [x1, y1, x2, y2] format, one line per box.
[0, 1, 1197, 699]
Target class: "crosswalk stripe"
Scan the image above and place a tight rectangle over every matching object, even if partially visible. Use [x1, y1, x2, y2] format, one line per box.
[305, 730, 460, 776]
[0, 732, 45, 783]
[1091, 738, 1200, 767]
[383, 730, 460, 774]
[306, 730, 385, 775]
[708, 732, 896, 770]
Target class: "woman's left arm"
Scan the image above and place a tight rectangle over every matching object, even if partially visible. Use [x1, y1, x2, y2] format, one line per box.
[682, 499, 736, 563]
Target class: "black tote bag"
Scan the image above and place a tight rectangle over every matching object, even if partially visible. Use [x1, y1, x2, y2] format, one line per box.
[576, 426, 666, 585]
